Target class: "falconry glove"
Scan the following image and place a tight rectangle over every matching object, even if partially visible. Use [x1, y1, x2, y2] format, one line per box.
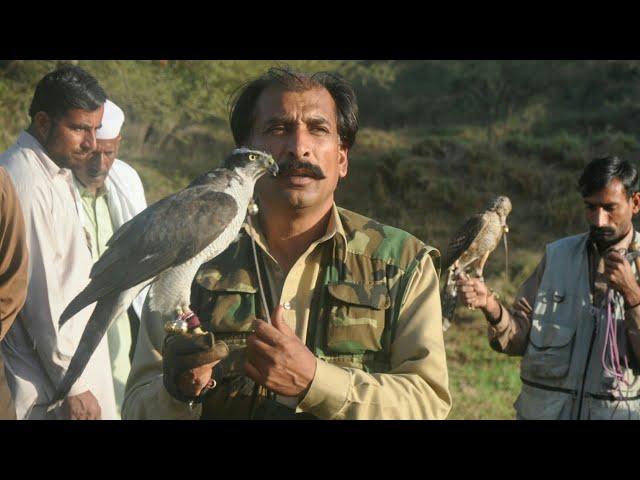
[162, 332, 229, 404]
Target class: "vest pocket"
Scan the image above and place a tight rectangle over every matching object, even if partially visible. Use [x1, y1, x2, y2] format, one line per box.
[194, 268, 258, 332]
[325, 281, 391, 354]
[197, 290, 257, 332]
[521, 318, 577, 380]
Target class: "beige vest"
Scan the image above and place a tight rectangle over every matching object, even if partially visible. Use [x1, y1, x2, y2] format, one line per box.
[515, 232, 640, 420]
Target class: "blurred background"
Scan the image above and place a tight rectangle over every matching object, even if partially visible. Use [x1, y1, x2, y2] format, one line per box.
[3, 59, 640, 418]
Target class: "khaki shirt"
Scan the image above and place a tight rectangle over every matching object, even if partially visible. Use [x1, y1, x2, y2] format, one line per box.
[123, 204, 451, 420]
[489, 228, 640, 359]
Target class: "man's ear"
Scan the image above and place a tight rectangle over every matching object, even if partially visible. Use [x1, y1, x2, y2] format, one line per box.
[338, 144, 348, 179]
[32, 111, 53, 140]
[632, 191, 640, 215]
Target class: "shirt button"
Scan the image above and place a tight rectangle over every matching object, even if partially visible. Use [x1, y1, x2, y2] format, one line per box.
[283, 302, 291, 310]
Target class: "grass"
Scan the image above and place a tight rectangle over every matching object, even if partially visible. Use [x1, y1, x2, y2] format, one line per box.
[445, 315, 522, 419]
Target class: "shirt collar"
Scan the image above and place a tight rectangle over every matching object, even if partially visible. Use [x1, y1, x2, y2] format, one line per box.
[243, 203, 347, 258]
[17, 131, 70, 180]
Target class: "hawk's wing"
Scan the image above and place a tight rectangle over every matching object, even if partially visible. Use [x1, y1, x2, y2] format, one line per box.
[60, 186, 238, 325]
[441, 213, 487, 272]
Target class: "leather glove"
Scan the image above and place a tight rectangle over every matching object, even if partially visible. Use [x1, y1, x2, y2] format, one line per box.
[162, 332, 229, 404]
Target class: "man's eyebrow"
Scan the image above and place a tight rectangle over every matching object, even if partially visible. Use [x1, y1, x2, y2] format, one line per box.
[264, 115, 293, 125]
[69, 122, 95, 130]
[306, 115, 332, 125]
[584, 200, 617, 208]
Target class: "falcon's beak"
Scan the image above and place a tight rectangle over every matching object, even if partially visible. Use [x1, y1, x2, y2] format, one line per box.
[267, 158, 279, 177]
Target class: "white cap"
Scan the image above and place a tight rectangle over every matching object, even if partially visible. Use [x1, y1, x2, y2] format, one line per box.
[96, 99, 125, 140]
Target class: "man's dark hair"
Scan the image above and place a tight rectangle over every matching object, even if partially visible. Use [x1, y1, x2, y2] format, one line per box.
[229, 67, 359, 149]
[28, 65, 106, 121]
[578, 155, 640, 198]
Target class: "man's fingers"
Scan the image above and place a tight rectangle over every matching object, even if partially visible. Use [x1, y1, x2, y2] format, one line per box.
[459, 284, 479, 293]
[246, 334, 275, 361]
[270, 305, 285, 329]
[271, 304, 295, 336]
[252, 319, 283, 346]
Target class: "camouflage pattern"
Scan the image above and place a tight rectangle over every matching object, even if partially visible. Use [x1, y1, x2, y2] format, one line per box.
[190, 207, 438, 419]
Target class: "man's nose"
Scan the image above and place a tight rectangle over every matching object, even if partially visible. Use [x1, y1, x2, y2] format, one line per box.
[594, 208, 610, 227]
[98, 152, 110, 170]
[286, 127, 311, 159]
[82, 129, 97, 151]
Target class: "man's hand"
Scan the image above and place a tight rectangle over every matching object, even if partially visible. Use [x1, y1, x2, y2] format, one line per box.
[244, 305, 317, 398]
[162, 332, 229, 401]
[456, 273, 502, 323]
[65, 390, 101, 420]
[604, 250, 640, 307]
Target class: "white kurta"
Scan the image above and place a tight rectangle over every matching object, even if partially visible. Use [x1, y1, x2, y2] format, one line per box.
[0, 131, 117, 420]
[71, 159, 149, 416]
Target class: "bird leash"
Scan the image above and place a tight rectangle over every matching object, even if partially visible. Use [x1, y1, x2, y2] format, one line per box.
[246, 198, 277, 418]
[502, 223, 509, 284]
[247, 198, 271, 325]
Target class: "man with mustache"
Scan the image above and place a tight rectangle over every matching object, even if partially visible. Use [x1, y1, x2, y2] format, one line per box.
[0, 65, 117, 419]
[70, 99, 148, 418]
[123, 67, 451, 419]
[457, 156, 640, 419]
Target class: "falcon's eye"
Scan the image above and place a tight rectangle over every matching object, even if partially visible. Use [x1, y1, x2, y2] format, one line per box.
[248, 154, 257, 161]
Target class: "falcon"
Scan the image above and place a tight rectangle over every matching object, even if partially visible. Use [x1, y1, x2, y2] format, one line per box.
[440, 195, 512, 331]
[52, 148, 278, 405]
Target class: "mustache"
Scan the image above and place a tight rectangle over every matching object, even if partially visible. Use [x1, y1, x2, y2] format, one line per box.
[277, 158, 326, 180]
[589, 226, 616, 237]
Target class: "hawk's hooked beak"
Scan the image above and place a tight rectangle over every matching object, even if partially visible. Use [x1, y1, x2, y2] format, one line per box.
[267, 158, 279, 177]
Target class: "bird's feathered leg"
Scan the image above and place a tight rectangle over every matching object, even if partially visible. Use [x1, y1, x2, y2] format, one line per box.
[164, 306, 205, 335]
[502, 224, 509, 283]
[474, 252, 491, 281]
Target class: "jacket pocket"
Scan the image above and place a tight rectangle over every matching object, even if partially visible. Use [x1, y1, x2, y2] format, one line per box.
[521, 317, 577, 380]
[325, 281, 391, 354]
[194, 268, 258, 333]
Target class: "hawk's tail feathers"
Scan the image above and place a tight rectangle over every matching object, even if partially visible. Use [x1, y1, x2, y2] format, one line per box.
[59, 290, 94, 328]
[52, 290, 131, 406]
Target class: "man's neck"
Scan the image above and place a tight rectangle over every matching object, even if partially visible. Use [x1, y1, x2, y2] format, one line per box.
[26, 126, 64, 169]
[259, 200, 334, 275]
[74, 175, 103, 197]
[593, 227, 634, 255]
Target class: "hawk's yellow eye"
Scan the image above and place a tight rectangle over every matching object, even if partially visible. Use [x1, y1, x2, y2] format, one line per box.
[249, 154, 257, 161]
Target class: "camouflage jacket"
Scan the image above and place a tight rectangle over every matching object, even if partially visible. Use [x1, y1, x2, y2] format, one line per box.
[190, 207, 440, 419]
